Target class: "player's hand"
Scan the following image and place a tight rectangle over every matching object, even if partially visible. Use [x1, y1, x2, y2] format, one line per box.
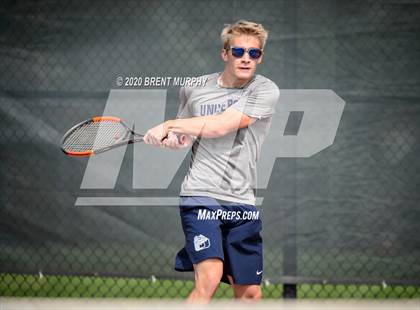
[162, 131, 193, 149]
[143, 123, 168, 146]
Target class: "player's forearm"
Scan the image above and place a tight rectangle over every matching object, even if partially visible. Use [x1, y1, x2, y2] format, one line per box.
[165, 115, 226, 138]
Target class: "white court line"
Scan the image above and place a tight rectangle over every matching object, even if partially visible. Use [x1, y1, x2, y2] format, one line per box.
[1, 299, 419, 310]
[75, 197, 264, 206]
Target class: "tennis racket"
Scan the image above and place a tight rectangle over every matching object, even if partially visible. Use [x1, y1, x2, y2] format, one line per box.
[61, 116, 144, 156]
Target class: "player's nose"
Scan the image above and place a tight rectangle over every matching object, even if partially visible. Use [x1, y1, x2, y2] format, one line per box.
[241, 53, 251, 63]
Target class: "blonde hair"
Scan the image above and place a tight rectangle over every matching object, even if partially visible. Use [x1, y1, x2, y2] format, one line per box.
[221, 20, 268, 50]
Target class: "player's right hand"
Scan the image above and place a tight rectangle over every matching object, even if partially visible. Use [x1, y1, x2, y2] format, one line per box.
[162, 131, 192, 149]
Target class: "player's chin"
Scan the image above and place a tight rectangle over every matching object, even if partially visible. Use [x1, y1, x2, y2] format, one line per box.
[235, 69, 254, 80]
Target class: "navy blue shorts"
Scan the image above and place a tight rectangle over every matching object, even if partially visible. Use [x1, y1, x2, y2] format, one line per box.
[175, 196, 263, 285]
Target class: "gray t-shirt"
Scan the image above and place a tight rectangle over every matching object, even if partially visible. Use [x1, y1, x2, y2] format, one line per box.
[177, 72, 280, 205]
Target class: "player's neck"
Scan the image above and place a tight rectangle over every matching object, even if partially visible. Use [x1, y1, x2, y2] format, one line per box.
[219, 72, 252, 89]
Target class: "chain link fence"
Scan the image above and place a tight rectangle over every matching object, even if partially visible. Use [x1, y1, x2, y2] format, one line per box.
[1, 0, 420, 299]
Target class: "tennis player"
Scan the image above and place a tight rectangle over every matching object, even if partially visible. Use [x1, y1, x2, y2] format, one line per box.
[143, 20, 279, 303]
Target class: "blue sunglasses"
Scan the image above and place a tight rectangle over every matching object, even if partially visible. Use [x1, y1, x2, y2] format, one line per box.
[228, 46, 263, 59]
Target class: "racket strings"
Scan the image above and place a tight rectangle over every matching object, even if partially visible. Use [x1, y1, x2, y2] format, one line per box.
[63, 121, 128, 152]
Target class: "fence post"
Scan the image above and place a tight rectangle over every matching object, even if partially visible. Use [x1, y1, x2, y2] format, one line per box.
[282, 0, 298, 300]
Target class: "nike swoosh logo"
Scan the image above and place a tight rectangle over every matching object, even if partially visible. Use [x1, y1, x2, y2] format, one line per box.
[256, 270, 263, 275]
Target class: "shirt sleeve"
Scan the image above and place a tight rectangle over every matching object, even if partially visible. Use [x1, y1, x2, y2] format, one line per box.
[176, 86, 192, 119]
[231, 80, 280, 119]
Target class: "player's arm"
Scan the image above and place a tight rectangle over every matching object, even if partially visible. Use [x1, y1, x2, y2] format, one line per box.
[168, 106, 256, 138]
[143, 107, 256, 145]
[159, 86, 195, 149]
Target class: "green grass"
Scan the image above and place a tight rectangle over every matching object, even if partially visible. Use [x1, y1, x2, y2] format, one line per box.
[298, 283, 420, 299]
[0, 273, 282, 299]
[1, 273, 419, 299]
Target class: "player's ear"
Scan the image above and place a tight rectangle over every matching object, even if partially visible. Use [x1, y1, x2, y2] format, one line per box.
[257, 51, 264, 64]
[221, 48, 228, 62]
